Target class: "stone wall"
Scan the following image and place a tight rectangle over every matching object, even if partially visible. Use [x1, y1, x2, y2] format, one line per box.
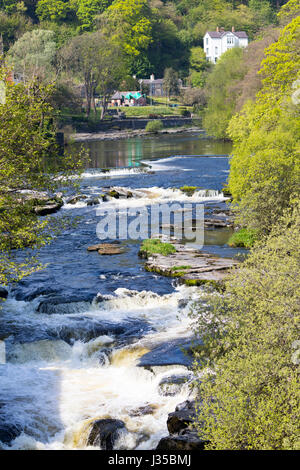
[64, 117, 201, 133]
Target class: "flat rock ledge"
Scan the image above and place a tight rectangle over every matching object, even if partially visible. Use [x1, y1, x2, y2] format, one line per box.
[87, 242, 125, 255]
[156, 400, 208, 451]
[141, 241, 238, 286]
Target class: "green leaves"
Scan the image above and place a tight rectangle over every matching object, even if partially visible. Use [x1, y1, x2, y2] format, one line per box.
[192, 205, 300, 450]
[0, 68, 86, 284]
[228, 10, 300, 235]
[203, 47, 246, 139]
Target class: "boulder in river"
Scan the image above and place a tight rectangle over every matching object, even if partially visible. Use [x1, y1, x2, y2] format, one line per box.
[105, 187, 133, 199]
[156, 400, 209, 451]
[167, 400, 196, 434]
[0, 287, 8, 299]
[128, 404, 157, 417]
[36, 293, 95, 314]
[86, 197, 100, 206]
[66, 194, 87, 205]
[87, 419, 126, 450]
[156, 430, 207, 451]
[138, 338, 201, 369]
[0, 422, 22, 445]
[158, 373, 193, 397]
[97, 244, 125, 255]
[87, 241, 120, 252]
[13, 191, 64, 216]
[34, 200, 63, 216]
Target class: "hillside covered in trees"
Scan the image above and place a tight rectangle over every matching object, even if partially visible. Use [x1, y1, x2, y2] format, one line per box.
[0, 0, 289, 76]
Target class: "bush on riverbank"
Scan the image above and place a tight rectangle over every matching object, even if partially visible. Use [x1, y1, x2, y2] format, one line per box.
[191, 204, 300, 450]
[228, 228, 258, 248]
[145, 120, 164, 133]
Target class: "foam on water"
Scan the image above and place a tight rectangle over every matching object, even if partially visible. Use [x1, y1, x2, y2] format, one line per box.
[95, 186, 225, 216]
[0, 285, 200, 450]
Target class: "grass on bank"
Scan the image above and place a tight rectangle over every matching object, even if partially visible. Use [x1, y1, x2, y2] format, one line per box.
[139, 239, 176, 257]
[228, 228, 258, 248]
[116, 105, 179, 118]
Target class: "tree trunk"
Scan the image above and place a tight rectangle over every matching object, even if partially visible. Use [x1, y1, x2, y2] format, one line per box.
[101, 94, 108, 121]
[85, 73, 92, 118]
[92, 96, 96, 114]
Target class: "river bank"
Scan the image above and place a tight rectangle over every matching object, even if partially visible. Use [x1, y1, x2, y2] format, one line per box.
[72, 126, 204, 143]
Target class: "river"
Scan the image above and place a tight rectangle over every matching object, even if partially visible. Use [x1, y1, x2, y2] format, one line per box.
[0, 132, 240, 450]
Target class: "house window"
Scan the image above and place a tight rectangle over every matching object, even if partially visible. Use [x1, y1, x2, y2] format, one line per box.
[206, 38, 209, 45]
[206, 48, 209, 55]
[227, 36, 234, 44]
[215, 47, 218, 55]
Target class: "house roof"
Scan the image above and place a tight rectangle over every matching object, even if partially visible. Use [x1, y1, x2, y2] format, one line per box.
[111, 91, 124, 100]
[125, 91, 143, 100]
[206, 31, 248, 39]
[111, 91, 145, 100]
[140, 78, 164, 85]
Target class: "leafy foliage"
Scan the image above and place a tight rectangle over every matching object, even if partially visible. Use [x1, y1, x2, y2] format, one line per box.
[0, 66, 86, 284]
[163, 67, 179, 98]
[7, 29, 57, 80]
[145, 119, 163, 132]
[228, 228, 258, 248]
[203, 47, 246, 138]
[191, 205, 300, 450]
[228, 12, 300, 235]
[60, 30, 124, 117]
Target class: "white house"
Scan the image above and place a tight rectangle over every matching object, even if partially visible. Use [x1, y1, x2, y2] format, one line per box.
[203, 27, 248, 64]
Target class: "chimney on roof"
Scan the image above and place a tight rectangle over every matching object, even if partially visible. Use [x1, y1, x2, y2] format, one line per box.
[216, 27, 219, 32]
[150, 74, 155, 81]
[220, 27, 224, 32]
[232, 26, 235, 33]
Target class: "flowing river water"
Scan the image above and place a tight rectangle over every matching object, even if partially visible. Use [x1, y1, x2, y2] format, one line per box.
[0, 132, 241, 450]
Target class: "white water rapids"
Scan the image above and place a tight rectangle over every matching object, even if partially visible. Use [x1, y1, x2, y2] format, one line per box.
[0, 285, 202, 450]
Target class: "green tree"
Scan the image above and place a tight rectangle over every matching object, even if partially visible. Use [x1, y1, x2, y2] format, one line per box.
[103, 0, 153, 74]
[192, 204, 300, 450]
[0, 10, 32, 52]
[163, 67, 179, 99]
[188, 46, 210, 87]
[36, 0, 76, 23]
[76, 0, 113, 30]
[228, 12, 300, 234]
[203, 47, 246, 139]
[7, 29, 57, 81]
[61, 30, 123, 118]
[0, 66, 85, 284]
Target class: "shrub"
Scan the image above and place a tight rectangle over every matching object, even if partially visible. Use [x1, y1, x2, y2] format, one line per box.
[145, 120, 163, 133]
[180, 108, 191, 117]
[228, 228, 258, 248]
[191, 205, 300, 450]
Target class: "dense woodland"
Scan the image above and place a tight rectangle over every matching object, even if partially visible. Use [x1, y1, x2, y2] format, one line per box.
[0, 1, 289, 75]
[0, 1, 292, 123]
